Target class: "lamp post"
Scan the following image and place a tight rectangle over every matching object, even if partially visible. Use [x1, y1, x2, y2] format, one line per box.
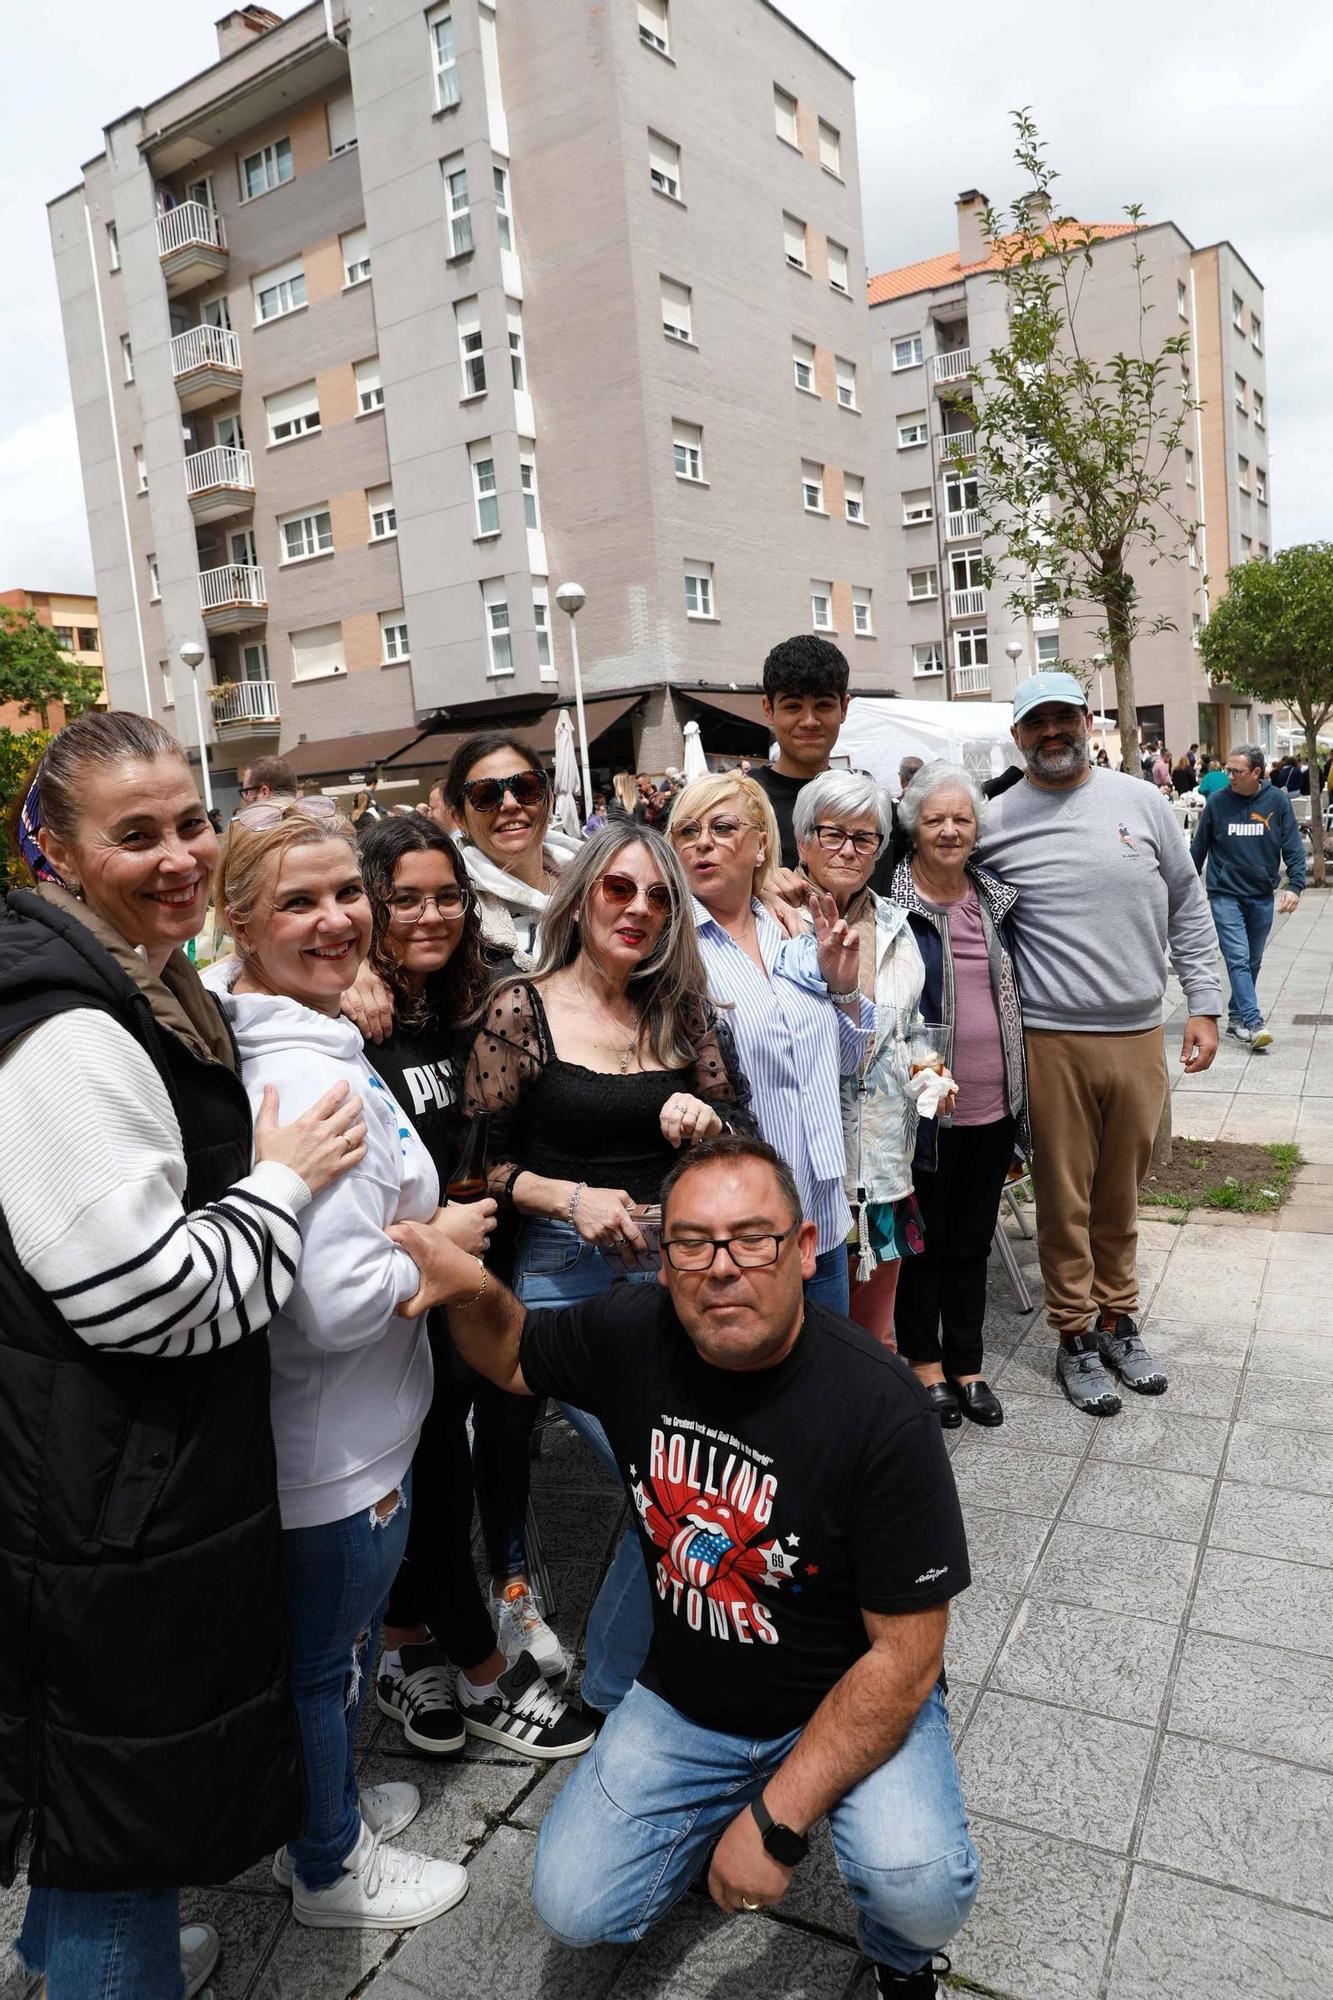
[1004, 639, 1025, 697]
[555, 582, 593, 818]
[178, 640, 214, 813]
[1091, 652, 1110, 759]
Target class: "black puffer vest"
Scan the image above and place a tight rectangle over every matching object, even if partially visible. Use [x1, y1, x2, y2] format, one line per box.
[0, 891, 303, 1890]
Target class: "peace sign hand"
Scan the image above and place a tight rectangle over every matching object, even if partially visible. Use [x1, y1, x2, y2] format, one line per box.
[810, 889, 859, 1000]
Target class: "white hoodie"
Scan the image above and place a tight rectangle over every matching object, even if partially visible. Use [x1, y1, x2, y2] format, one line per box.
[204, 970, 439, 1530]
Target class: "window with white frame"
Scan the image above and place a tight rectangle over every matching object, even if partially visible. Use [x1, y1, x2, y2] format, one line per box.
[280, 507, 334, 563]
[147, 553, 160, 600]
[638, 0, 670, 55]
[444, 158, 473, 255]
[944, 470, 977, 514]
[265, 380, 320, 444]
[327, 91, 357, 155]
[1191, 612, 1202, 646]
[783, 213, 807, 271]
[661, 276, 692, 342]
[908, 566, 938, 600]
[533, 583, 554, 674]
[892, 333, 923, 371]
[844, 472, 865, 522]
[1234, 372, 1247, 413]
[898, 411, 928, 448]
[852, 586, 873, 634]
[773, 86, 798, 146]
[507, 301, 525, 389]
[649, 132, 682, 200]
[121, 335, 134, 383]
[793, 337, 816, 392]
[134, 444, 147, 492]
[835, 356, 857, 408]
[520, 443, 539, 528]
[1184, 447, 1195, 487]
[673, 418, 703, 481]
[913, 643, 944, 677]
[1237, 454, 1250, 492]
[429, 6, 459, 108]
[1188, 535, 1198, 568]
[810, 580, 833, 630]
[341, 226, 370, 286]
[684, 561, 714, 618]
[242, 641, 269, 680]
[367, 483, 396, 539]
[1241, 535, 1253, 557]
[902, 488, 933, 525]
[107, 222, 120, 271]
[482, 579, 513, 675]
[1251, 312, 1262, 352]
[230, 528, 257, 567]
[826, 239, 849, 294]
[1256, 465, 1268, 504]
[1177, 279, 1188, 318]
[470, 444, 499, 535]
[253, 255, 306, 322]
[291, 622, 346, 680]
[380, 610, 410, 662]
[202, 294, 232, 330]
[160, 661, 174, 707]
[1035, 633, 1061, 666]
[954, 626, 988, 671]
[951, 546, 984, 592]
[355, 356, 384, 414]
[241, 137, 293, 201]
[818, 120, 841, 175]
[1253, 389, 1265, 428]
[801, 460, 825, 512]
[494, 161, 513, 249]
[456, 299, 485, 395]
[1232, 291, 1245, 330]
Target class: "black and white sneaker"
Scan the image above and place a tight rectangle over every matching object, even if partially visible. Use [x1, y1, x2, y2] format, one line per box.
[456, 1649, 597, 1761]
[376, 1640, 465, 1757]
[875, 1953, 951, 1997]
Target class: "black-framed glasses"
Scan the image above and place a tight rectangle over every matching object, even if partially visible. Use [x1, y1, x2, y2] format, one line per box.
[237, 783, 261, 801]
[673, 816, 758, 848]
[388, 887, 470, 923]
[596, 871, 672, 915]
[461, 770, 548, 814]
[811, 824, 879, 856]
[662, 1222, 799, 1272]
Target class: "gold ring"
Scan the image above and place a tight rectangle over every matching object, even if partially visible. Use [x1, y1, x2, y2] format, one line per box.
[739, 1898, 762, 1913]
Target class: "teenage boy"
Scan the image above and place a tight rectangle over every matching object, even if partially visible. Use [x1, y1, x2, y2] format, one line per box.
[748, 637, 851, 869]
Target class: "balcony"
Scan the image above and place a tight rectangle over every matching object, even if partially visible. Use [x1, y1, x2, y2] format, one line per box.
[945, 507, 982, 541]
[949, 586, 987, 620]
[156, 201, 228, 297]
[212, 677, 281, 739]
[199, 563, 266, 633]
[184, 445, 254, 524]
[171, 324, 242, 411]
[953, 664, 991, 696]
[933, 347, 973, 384]
[937, 429, 977, 462]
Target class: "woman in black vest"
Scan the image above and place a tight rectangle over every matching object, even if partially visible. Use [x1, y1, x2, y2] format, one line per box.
[0, 714, 365, 2000]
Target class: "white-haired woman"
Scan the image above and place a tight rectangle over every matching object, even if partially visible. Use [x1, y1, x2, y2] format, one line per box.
[890, 764, 1028, 1428]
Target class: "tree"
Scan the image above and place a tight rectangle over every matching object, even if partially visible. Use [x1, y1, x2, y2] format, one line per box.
[959, 111, 1200, 775]
[1199, 543, 1333, 887]
[0, 609, 105, 885]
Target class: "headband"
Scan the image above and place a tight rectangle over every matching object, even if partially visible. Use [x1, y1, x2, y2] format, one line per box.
[17, 778, 66, 886]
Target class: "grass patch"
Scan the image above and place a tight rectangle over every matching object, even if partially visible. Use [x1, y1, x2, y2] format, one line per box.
[1141, 1140, 1302, 1214]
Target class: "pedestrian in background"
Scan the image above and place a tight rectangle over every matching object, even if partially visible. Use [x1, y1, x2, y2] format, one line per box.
[1191, 744, 1304, 1053]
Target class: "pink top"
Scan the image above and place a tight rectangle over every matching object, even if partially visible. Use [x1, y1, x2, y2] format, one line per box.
[943, 888, 1008, 1128]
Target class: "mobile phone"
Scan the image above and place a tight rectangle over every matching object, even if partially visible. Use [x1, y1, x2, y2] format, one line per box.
[620, 1203, 662, 1270]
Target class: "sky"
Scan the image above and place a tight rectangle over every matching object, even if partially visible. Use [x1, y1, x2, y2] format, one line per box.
[1, 0, 1329, 594]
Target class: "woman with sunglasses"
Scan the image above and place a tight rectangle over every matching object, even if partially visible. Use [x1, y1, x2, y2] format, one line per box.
[442, 733, 580, 973]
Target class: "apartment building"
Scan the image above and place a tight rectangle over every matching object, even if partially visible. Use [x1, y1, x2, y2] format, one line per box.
[869, 194, 1276, 762]
[0, 587, 107, 730]
[48, 0, 885, 794]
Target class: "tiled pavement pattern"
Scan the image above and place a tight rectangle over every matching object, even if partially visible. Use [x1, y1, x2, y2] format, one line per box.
[4, 894, 1331, 1999]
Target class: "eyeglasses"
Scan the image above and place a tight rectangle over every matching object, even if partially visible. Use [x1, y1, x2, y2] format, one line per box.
[596, 871, 673, 915]
[811, 824, 879, 856]
[388, 887, 470, 923]
[460, 770, 549, 814]
[662, 1223, 799, 1272]
[237, 783, 261, 801]
[233, 794, 339, 831]
[673, 816, 759, 848]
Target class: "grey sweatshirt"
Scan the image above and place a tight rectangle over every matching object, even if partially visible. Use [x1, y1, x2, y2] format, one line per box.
[975, 768, 1223, 1032]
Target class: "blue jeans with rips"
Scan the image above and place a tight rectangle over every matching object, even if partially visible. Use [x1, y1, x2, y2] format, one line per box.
[16, 1888, 182, 2000]
[1209, 892, 1275, 1031]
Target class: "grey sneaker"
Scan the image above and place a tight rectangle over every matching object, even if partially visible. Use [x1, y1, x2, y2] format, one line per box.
[1057, 1333, 1122, 1415]
[1096, 1316, 1168, 1394]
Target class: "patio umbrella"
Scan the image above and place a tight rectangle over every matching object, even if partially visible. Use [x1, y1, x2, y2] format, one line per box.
[552, 709, 582, 836]
[682, 717, 708, 781]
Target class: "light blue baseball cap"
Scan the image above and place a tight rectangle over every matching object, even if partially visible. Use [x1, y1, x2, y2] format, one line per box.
[1011, 671, 1090, 724]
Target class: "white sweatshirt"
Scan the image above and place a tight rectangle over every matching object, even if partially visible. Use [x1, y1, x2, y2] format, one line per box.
[206, 974, 440, 1529]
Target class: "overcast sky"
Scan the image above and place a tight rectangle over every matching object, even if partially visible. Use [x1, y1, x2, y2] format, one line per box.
[1, 0, 1328, 593]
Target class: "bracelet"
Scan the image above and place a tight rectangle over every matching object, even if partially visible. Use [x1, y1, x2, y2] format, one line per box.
[828, 987, 860, 1005]
[452, 1256, 489, 1311]
[498, 1163, 525, 1205]
[567, 1181, 587, 1225]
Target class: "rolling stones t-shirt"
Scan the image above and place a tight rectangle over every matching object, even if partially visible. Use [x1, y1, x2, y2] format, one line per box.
[519, 1285, 970, 1737]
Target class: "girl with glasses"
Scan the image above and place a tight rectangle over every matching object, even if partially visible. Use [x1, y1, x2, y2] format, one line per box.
[441, 732, 581, 972]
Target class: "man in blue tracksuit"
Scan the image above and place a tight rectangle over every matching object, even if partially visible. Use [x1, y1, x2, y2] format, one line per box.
[1191, 744, 1305, 1052]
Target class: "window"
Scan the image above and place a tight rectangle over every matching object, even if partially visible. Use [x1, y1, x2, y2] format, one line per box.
[908, 566, 938, 601]
[835, 356, 857, 409]
[852, 587, 873, 635]
[241, 138, 293, 201]
[380, 611, 410, 662]
[1237, 454, 1250, 492]
[1188, 535, 1198, 568]
[280, 507, 334, 563]
[892, 333, 923, 371]
[507, 301, 525, 389]
[773, 86, 798, 146]
[1241, 535, 1253, 557]
[52, 627, 74, 650]
[1251, 313, 1262, 353]
[1256, 465, 1268, 504]
[133, 444, 147, 492]
[429, 6, 459, 109]
[533, 583, 554, 675]
[160, 661, 174, 707]
[783, 213, 807, 271]
[944, 471, 978, 515]
[1191, 613, 1202, 646]
[1253, 389, 1265, 429]
[1036, 633, 1061, 666]
[1177, 279, 1187, 318]
[355, 357, 384, 414]
[121, 335, 134, 383]
[1234, 372, 1247, 414]
[1259, 542, 1269, 560]
[147, 553, 160, 600]
[951, 546, 984, 592]
[202, 294, 232, 331]
[327, 91, 357, 155]
[810, 580, 833, 630]
[827, 239, 849, 294]
[661, 276, 692, 342]
[74, 626, 99, 652]
[242, 641, 269, 680]
[1232, 291, 1245, 331]
[673, 418, 703, 482]
[253, 255, 306, 322]
[456, 299, 485, 395]
[230, 528, 258, 567]
[482, 579, 513, 675]
[471, 445, 499, 535]
[1184, 447, 1195, 487]
[902, 489, 932, 525]
[638, 0, 670, 54]
[898, 411, 928, 448]
[793, 337, 815, 393]
[844, 472, 865, 523]
[801, 460, 825, 512]
[913, 643, 944, 677]
[494, 162, 512, 249]
[955, 626, 988, 671]
[291, 622, 346, 680]
[520, 443, 540, 528]
[107, 222, 120, 271]
[341, 226, 370, 287]
[649, 132, 682, 200]
[444, 158, 473, 255]
[265, 380, 319, 444]
[368, 483, 396, 540]
[818, 120, 841, 175]
[684, 562, 715, 619]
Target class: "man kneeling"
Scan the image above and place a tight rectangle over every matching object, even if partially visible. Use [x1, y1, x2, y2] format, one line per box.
[394, 1136, 978, 1997]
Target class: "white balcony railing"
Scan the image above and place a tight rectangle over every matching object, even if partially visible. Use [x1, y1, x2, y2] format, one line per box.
[933, 347, 972, 382]
[937, 428, 977, 461]
[157, 201, 227, 258]
[184, 445, 253, 496]
[213, 678, 280, 726]
[199, 563, 266, 612]
[949, 586, 987, 619]
[171, 324, 242, 378]
[953, 664, 991, 695]
[945, 507, 982, 540]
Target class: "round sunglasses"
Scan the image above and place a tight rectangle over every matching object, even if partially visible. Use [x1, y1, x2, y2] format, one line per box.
[460, 770, 549, 814]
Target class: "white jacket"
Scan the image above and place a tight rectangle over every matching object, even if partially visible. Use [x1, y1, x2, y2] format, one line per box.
[204, 969, 438, 1529]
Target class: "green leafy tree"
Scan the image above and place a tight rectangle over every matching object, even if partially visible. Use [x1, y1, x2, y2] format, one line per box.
[958, 111, 1199, 774]
[1199, 543, 1333, 887]
[0, 609, 105, 885]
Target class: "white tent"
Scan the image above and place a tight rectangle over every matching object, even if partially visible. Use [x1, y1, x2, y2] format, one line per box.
[836, 698, 1025, 791]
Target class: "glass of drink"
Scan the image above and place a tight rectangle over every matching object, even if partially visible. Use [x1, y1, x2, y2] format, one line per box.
[909, 1024, 953, 1077]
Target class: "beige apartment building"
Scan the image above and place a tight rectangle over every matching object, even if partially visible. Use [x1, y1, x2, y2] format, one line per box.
[869, 195, 1276, 763]
[0, 588, 107, 730]
[48, 0, 887, 796]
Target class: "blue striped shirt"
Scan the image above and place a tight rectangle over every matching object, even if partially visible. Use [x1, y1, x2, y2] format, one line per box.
[693, 899, 872, 1254]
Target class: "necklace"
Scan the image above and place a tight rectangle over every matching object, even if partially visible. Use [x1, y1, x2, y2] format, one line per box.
[572, 974, 641, 1074]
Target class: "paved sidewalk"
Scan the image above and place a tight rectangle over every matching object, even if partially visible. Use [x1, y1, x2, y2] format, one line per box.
[4, 896, 1330, 2000]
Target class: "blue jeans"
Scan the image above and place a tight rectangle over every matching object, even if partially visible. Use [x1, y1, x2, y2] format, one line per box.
[280, 1472, 412, 1889]
[17, 1888, 182, 2000]
[532, 1680, 978, 1971]
[806, 1244, 850, 1315]
[1210, 892, 1275, 1030]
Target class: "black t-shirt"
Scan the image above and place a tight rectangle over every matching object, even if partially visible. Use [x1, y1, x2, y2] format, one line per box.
[747, 764, 809, 871]
[364, 1012, 472, 1186]
[519, 1284, 969, 1736]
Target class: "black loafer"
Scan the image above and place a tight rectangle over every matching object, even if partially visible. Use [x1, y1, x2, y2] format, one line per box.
[925, 1381, 962, 1428]
[954, 1380, 1004, 1426]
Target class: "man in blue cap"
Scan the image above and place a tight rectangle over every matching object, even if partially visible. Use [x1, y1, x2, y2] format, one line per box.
[976, 674, 1222, 1417]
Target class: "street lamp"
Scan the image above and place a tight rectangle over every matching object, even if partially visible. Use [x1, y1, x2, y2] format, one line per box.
[1004, 640, 1025, 696]
[555, 582, 593, 818]
[1090, 652, 1110, 758]
[178, 640, 214, 813]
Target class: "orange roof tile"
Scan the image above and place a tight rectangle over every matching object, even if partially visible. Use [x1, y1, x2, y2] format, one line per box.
[867, 222, 1141, 305]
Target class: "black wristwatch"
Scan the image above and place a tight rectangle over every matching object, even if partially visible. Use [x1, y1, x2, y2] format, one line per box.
[751, 1793, 809, 1867]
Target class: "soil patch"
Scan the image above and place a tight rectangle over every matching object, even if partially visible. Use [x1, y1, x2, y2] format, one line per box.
[1141, 1140, 1301, 1213]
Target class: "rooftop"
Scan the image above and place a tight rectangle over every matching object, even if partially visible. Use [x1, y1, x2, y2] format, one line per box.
[868, 221, 1141, 305]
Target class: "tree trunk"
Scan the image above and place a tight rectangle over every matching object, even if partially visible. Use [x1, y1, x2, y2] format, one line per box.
[1301, 712, 1327, 888]
[1104, 575, 1141, 776]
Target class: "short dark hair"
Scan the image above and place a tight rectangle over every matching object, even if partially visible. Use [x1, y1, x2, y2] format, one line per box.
[244, 755, 297, 794]
[442, 732, 544, 814]
[1229, 743, 1265, 774]
[660, 1134, 803, 1229]
[761, 635, 850, 704]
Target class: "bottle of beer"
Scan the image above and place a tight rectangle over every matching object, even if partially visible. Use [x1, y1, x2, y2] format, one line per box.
[446, 1112, 490, 1204]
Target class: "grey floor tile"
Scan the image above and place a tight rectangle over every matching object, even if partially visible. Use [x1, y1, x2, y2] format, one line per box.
[1108, 1863, 1333, 2000]
[505, 1757, 579, 1832]
[950, 1817, 1126, 2000]
[1209, 1479, 1333, 1566]
[1150, 1270, 1261, 1323]
[990, 1337, 1067, 1403]
[1246, 1324, 1333, 1376]
[356, 1751, 533, 1855]
[1141, 1735, 1333, 1916]
[1169, 1629, 1333, 1769]
[993, 1598, 1178, 1725]
[1140, 1317, 1253, 1362]
[956, 1504, 1052, 1594]
[945, 1678, 979, 1739]
[251, 1918, 402, 2000]
[1090, 1406, 1230, 1479]
[957, 1690, 1154, 1850]
[173, 1892, 287, 1998]
[605, 1894, 858, 1998]
[949, 1443, 1081, 1519]
[1224, 1421, 1333, 1497]
[958, 1389, 1094, 1457]
[1129, 1359, 1243, 1421]
[1028, 1520, 1199, 1624]
[1065, 1459, 1214, 1542]
[1192, 1547, 1333, 1655]
[943, 1582, 1021, 1684]
[1240, 1371, 1333, 1434]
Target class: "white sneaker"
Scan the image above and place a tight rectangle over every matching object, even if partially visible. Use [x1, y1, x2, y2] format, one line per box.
[291, 1819, 468, 1930]
[273, 1781, 421, 1889]
[493, 1578, 567, 1682]
[181, 1925, 219, 1999]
